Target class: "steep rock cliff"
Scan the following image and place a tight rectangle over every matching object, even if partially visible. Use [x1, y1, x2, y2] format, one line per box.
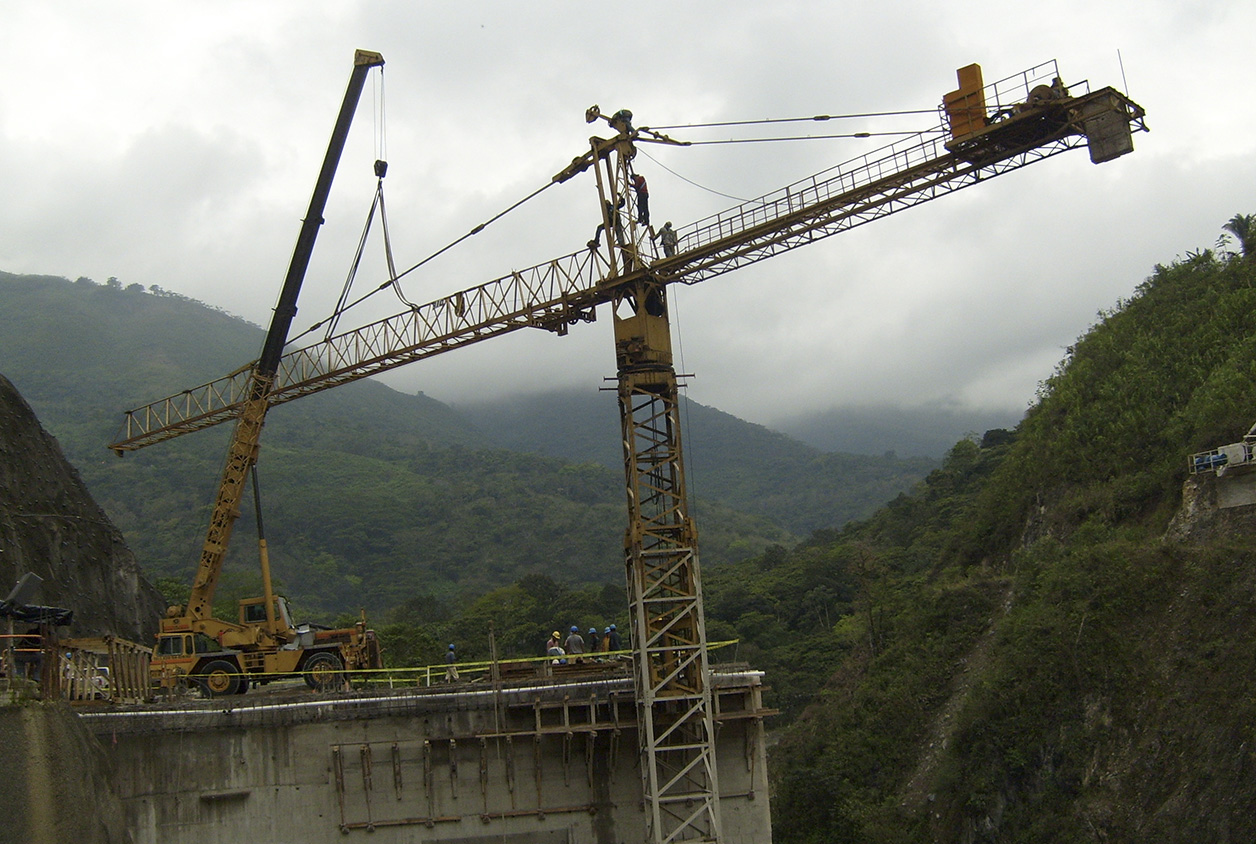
[0, 373, 162, 641]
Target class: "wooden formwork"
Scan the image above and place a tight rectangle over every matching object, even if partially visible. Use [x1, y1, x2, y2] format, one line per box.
[53, 635, 152, 704]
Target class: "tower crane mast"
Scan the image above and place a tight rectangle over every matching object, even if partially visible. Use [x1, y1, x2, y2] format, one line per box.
[111, 60, 1145, 844]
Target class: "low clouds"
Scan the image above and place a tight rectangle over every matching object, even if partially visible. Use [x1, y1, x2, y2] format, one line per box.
[2, 2, 1253, 431]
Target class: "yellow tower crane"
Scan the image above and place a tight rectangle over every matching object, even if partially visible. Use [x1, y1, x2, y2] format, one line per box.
[111, 58, 1145, 844]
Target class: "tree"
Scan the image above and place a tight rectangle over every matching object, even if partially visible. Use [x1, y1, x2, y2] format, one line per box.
[1221, 213, 1255, 261]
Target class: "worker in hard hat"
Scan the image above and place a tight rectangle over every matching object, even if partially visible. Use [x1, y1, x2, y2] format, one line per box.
[546, 630, 567, 667]
[607, 624, 622, 656]
[444, 643, 459, 683]
[564, 626, 586, 663]
[630, 173, 649, 226]
[654, 221, 678, 257]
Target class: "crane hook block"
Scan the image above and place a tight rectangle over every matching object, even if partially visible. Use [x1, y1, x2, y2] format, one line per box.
[374, 160, 388, 178]
[585, 105, 601, 124]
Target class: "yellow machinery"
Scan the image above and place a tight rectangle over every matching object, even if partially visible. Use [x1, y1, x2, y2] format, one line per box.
[113, 60, 1144, 841]
[144, 50, 386, 696]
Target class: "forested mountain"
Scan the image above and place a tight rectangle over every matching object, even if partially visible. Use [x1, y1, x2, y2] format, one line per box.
[773, 403, 1022, 459]
[735, 233, 1256, 841]
[461, 389, 936, 536]
[387, 223, 1256, 840]
[0, 272, 929, 617]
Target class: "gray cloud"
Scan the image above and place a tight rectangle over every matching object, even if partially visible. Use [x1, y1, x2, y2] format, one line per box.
[2, 1, 1252, 431]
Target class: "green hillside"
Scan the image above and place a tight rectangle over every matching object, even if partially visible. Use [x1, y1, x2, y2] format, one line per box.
[462, 389, 938, 535]
[0, 272, 881, 616]
[699, 224, 1256, 841]
[315, 219, 1256, 838]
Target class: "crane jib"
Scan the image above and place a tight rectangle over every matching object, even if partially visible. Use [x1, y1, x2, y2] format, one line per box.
[256, 50, 384, 380]
[109, 77, 1143, 455]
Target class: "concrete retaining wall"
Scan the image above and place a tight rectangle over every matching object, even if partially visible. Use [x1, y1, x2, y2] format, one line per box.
[0, 701, 130, 844]
[80, 672, 773, 844]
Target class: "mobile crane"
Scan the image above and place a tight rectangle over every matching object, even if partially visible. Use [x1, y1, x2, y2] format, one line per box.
[143, 50, 386, 697]
[111, 59, 1144, 842]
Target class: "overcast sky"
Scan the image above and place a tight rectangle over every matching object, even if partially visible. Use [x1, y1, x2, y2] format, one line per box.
[3, 2, 1253, 431]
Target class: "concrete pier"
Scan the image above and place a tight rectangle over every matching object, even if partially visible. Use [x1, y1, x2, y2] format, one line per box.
[79, 665, 774, 844]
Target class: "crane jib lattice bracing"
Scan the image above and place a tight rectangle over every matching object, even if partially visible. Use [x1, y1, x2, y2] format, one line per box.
[109, 60, 1144, 844]
[109, 68, 1144, 454]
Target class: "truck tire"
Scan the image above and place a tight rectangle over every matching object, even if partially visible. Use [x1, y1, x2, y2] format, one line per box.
[303, 651, 344, 690]
[196, 659, 244, 697]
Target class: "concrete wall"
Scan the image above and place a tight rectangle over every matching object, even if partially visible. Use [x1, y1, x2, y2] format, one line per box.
[0, 701, 130, 844]
[81, 672, 772, 844]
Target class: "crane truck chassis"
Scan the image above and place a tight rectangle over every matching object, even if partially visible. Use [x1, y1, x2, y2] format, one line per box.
[152, 597, 381, 696]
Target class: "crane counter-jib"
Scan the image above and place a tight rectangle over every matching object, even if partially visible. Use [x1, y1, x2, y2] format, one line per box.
[109, 79, 1145, 454]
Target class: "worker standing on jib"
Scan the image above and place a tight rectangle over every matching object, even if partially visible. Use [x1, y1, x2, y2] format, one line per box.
[631, 173, 650, 226]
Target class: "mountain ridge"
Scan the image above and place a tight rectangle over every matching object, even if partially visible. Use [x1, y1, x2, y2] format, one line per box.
[0, 271, 929, 616]
[741, 236, 1256, 841]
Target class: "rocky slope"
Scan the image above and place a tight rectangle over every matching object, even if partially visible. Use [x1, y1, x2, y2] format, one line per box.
[0, 373, 162, 641]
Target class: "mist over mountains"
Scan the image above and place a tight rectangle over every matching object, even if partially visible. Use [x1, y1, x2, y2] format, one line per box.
[0, 271, 945, 615]
[772, 402, 1023, 459]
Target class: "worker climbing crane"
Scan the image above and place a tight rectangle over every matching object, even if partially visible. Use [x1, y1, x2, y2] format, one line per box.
[111, 56, 1145, 844]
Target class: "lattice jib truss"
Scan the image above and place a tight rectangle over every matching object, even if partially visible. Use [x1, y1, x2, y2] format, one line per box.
[110, 63, 1144, 456]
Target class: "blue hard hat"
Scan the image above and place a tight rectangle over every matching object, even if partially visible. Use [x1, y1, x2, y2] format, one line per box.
[604, 627, 611, 633]
[610, 624, 616, 630]
[448, 643, 455, 650]
[589, 627, 598, 634]
[570, 625, 578, 632]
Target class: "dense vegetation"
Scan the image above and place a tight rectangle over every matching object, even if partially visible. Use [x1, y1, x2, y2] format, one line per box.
[463, 389, 938, 535]
[391, 217, 1256, 837]
[753, 223, 1256, 841]
[0, 272, 930, 618]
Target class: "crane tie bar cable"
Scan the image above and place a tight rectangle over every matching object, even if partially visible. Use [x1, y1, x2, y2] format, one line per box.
[645, 108, 940, 131]
[685, 128, 945, 145]
[292, 119, 937, 344]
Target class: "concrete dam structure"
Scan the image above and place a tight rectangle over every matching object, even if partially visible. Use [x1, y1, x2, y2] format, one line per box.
[78, 665, 774, 844]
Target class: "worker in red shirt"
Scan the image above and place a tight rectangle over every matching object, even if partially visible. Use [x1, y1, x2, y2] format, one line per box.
[630, 173, 650, 226]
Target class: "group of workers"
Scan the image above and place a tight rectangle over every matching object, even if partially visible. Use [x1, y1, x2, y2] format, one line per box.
[587, 171, 679, 259]
[547, 624, 622, 663]
[440, 622, 626, 682]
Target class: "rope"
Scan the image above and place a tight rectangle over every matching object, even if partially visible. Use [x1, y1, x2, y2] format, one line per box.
[290, 177, 559, 347]
[684, 128, 944, 146]
[637, 147, 751, 203]
[323, 183, 382, 340]
[646, 108, 939, 130]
